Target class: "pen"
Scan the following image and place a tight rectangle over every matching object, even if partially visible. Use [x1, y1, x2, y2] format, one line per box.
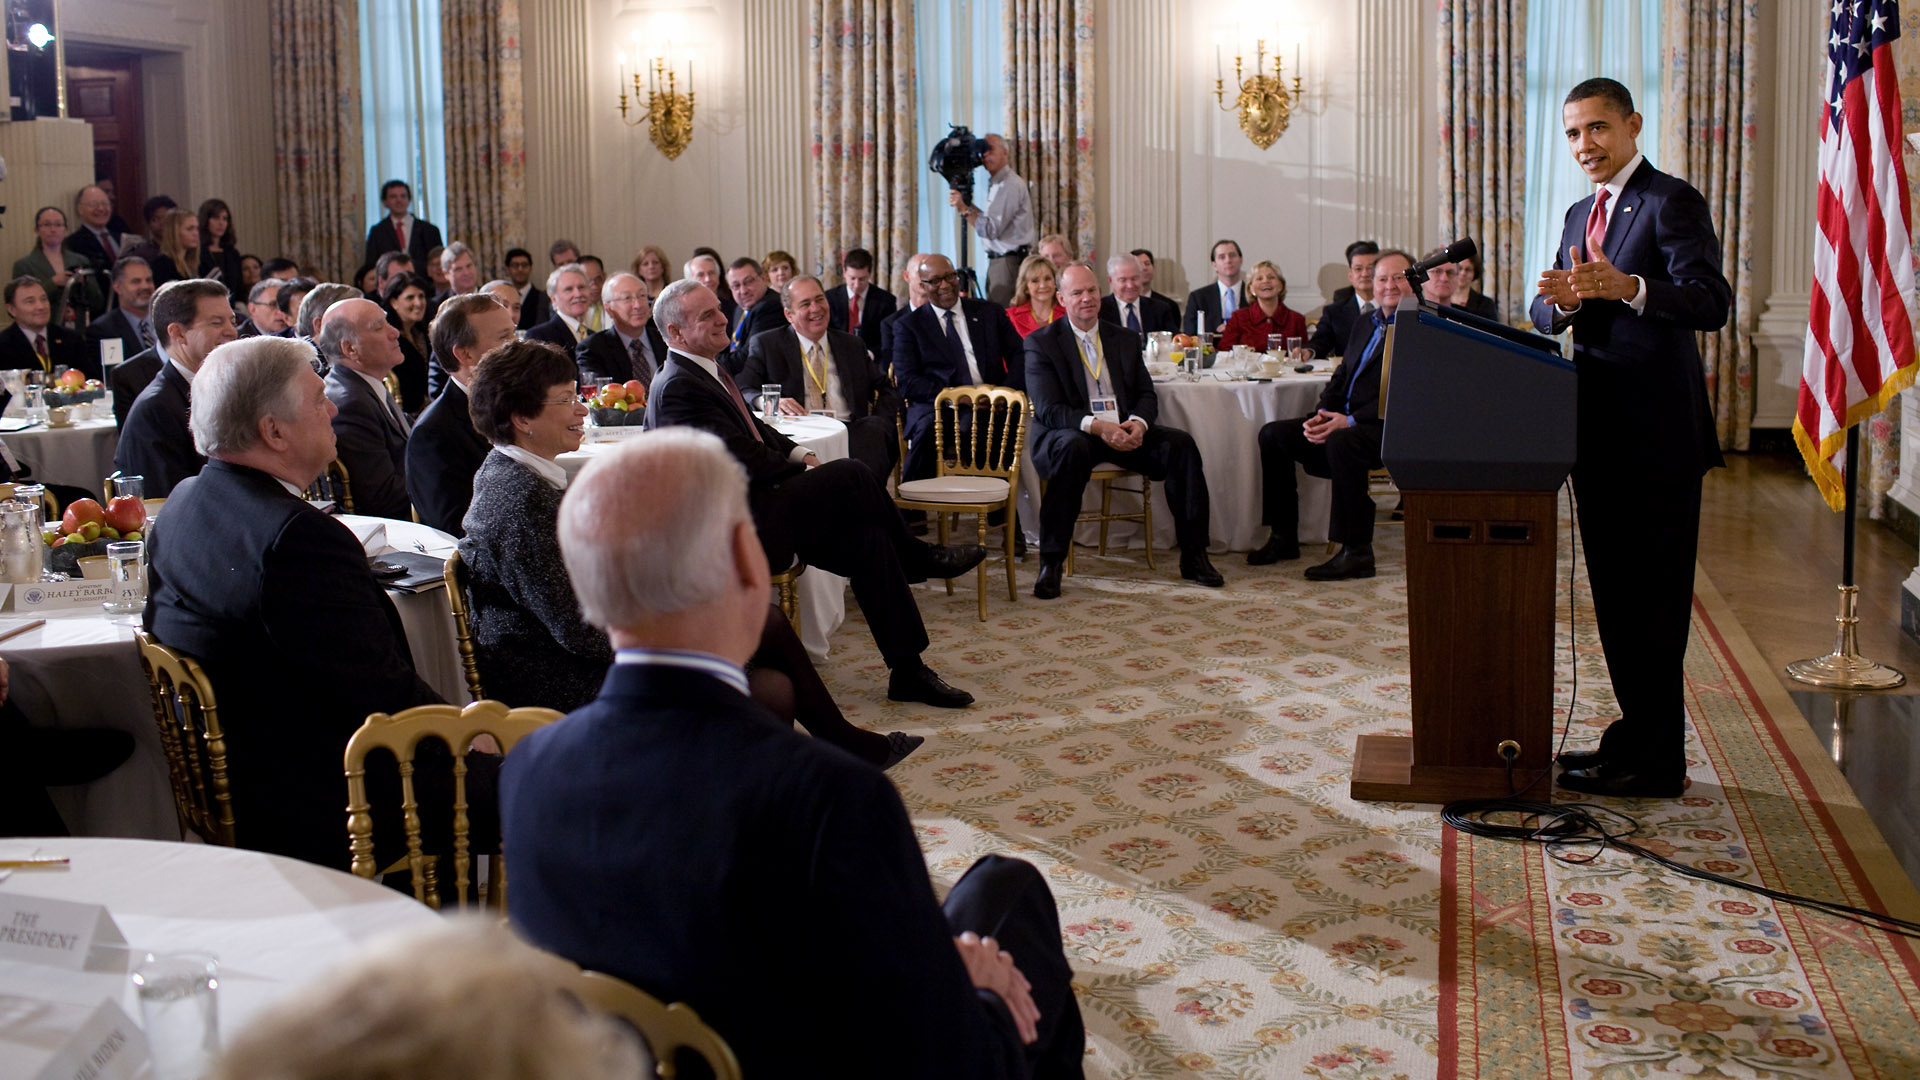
[0, 857, 69, 868]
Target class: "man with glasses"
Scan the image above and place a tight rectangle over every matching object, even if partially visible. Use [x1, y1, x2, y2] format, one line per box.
[1307, 241, 1380, 358]
[578, 273, 667, 387]
[1416, 245, 1464, 308]
[891, 254, 1025, 482]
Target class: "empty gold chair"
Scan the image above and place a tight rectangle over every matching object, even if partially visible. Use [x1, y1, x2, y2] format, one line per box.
[1071, 463, 1156, 574]
[569, 968, 742, 1080]
[134, 629, 237, 846]
[343, 699, 561, 909]
[893, 386, 1028, 620]
[305, 458, 355, 512]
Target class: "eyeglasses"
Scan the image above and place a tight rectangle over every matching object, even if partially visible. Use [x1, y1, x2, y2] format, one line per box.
[542, 396, 583, 409]
[921, 272, 960, 286]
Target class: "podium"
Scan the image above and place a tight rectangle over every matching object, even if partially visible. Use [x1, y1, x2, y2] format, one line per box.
[1349, 306, 1574, 803]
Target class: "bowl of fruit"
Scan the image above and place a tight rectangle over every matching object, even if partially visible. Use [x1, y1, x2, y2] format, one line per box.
[45, 368, 107, 408]
[587, 380, 650, 427]
[43, 496, 148, 576]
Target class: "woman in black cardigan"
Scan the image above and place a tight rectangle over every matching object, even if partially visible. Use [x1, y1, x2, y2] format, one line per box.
[458, 340, 919, 768]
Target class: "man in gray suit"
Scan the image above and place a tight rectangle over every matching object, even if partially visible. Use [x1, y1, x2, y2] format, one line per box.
[316, 299, 413, 520]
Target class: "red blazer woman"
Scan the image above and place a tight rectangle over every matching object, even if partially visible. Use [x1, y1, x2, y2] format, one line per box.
[1007, 302, 1066, 338]
[1216, 300, 1307, 351]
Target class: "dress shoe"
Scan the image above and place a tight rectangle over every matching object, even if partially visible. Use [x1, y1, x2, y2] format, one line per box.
[1180, 553, 1225, 587]
[879, 731, 925, 770]
[1033, 558, 1065, 600]
[887, 663, 975, 708]
[1305, 545, 1375, 581]
[921, 544, 988, 579]
[1555, 748, 1608, 771]
[1246, 536, 1301, 565]
[1556, 765, 1686, 799]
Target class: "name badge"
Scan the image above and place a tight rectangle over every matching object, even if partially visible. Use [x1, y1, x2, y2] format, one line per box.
[0, 894, 126, 970]
[1090, 397, 1120, 424]
[32, 1000, 149, 1080]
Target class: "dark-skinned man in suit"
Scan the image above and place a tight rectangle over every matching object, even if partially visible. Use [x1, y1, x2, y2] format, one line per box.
[892, 254, 1026, 482]
[741, 274, 900, 480]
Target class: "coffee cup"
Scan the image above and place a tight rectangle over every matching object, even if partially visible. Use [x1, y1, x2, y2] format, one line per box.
[46, 406, 73, 428]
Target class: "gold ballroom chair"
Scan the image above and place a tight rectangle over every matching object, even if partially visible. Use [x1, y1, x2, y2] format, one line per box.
[134, 629, 238, 846]
[569, 968, 743, 1080]
[892, 386, 1028, 620]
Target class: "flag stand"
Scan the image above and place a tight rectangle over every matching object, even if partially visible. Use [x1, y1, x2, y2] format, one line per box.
[1786, 427, 1907, 689]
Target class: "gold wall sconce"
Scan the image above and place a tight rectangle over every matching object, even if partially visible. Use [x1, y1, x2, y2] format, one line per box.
[619, 56, 696, 160]
[1214, 41, 1302, 151]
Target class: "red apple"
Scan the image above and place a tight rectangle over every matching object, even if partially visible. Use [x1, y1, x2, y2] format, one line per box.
[624, 380, 647, 400]
[104, 495, 146, 534]
[61, 499, 105, 535]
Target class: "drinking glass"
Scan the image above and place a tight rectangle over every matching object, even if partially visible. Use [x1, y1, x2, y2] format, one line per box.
[760, 384, 782, 422]
[103, 540, 146, 616]
[1286, 336, 1306, 364]
[1267, 334, 1287, 357]
[132, 951, 220, 1080]
[111, 474, 146, 503]
[25, 384, 47, 424]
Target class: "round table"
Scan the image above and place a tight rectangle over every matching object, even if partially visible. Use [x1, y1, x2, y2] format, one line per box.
[4, 511, 471, 840]
[0, 836, 438, 1078]
[558, 416, 853, 661]
[3, 417, 120, 492]
[1152, 372, 1334, 552]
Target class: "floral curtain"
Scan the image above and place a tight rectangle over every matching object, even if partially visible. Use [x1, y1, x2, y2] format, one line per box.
[441, 0, 527, 277]
[1002, 0, 1094, 263]
[1660, 1, 1758, 453]
[809, 0, 918, 294]
[1438, 0, 1527, 324]
[271, 0, 364, 282]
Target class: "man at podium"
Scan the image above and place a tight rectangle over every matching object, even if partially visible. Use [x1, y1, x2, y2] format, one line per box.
[1530, 77, 1730, 799]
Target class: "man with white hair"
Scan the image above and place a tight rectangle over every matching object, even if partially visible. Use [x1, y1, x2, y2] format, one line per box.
[317, 298, 414, 520]
[644, 279, 984, 708]
[525, 263, 596, 351]
[1098, 253, 1179, 335]
[683, 252, 736, 322]
[145, 335, 489, 869]
[502, 429, 1085, 1076]
[577, 272, 666, 386]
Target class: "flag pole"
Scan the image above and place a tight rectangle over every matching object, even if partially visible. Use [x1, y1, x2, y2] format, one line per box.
[1785, 426, 1907, 689]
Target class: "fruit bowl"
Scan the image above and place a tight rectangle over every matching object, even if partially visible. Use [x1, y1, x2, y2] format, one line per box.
[46, 387, 106, 408]
[46, 536, 112, 576]
[588, 405, 646, 427]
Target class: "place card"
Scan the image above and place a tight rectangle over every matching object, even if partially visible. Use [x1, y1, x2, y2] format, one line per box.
[6, 579, 137, 613]
[31, 1000, 148, 1080]
[0, 894, 126, 970]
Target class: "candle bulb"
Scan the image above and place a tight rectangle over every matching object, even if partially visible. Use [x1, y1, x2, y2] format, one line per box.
[1296, 43, 1301, 77]
[1215, 45, 1222, 80]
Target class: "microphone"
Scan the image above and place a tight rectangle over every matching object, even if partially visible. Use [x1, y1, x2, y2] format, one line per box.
[1402, 238, 1476, 292]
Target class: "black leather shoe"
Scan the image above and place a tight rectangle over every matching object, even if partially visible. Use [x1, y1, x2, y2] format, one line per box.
[1181, 553, 1225, 587]
[887, 663, 975, 708]
[1246, 536, 1300, 565]
[1555, 748, 1608, 771]
[879, 732, 925, 769]
[1305, 546, 1376, 581]
[922, 544, 988, 579]
[1033, 558, 1065, 599]
[1556, 765, 1686, 799]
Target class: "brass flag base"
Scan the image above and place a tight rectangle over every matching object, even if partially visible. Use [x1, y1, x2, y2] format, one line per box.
[1784, 585, 1907, 690]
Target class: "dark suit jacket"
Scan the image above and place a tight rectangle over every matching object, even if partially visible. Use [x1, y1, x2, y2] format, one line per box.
[1024, 318, 1157, 436]
[643, 351, 804, 493]
[110, 347, 164, 426]
[724, 294, 784, 376]
[1308, 287, 1363, 358]
[363, 215, 445, 268]
[575, 325, 667, 386]
[876, 305, 916, 373]
[405, 379, 490, 536]
[1316, 310, 1392, 424]
[739, 326, 898, 424]
[892, 300, 1026, 404]
[517, 287, 552, 332]
[1099, 293, 1180, 335]
[1529, 160, 1731, 475]
[1461, 290, 1501, 321]
[1183, 280, 1249, 335]
[144, 460, 440, 868]
[113, 360, 203, 496]
[87, 308, 149, 370]
[826, 284, 899, 357]
[525, 316, 581, 353]
[325, 365, 414, 520]
[0, 324, 93, 380]
[1150, 289, 1181, 316]
[500, 663, 1026, 1078]
[64, 227, 127, 275]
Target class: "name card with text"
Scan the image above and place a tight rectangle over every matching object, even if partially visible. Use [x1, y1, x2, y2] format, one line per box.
[0, 894, 125, 970]
[6, 579, 139, 613]
[32, 1000, 149, 1080]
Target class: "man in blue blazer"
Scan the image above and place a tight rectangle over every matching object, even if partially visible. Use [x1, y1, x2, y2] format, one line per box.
[1530, 77, 1730, 799]
[502, 429, 1084, 1078]
[115, 280, 236, 496]
[892, 254, 1026, 481]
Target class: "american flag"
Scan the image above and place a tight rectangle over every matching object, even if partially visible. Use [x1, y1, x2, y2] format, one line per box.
[1796, 0, 1918, 509]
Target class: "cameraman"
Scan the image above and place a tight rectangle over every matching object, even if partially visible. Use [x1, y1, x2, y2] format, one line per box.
[947, 133, 1034, 306]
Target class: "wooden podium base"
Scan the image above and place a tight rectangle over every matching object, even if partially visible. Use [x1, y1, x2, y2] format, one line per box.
[1349, 734, 1536, 803]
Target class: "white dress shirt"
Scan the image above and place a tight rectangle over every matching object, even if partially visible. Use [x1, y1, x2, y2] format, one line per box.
[793, 330, 850, 416]
[612, 648, 749, 696]
[1556, 151, 1649, 319]
[932, 303, 982, 384]
[497, 443, 569, 490]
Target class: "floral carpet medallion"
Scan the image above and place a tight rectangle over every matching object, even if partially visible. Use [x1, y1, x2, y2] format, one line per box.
[816, 523, 1920, 1078]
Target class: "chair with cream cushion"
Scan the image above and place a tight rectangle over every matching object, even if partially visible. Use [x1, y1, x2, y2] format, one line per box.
[893, 386, 1028, 620]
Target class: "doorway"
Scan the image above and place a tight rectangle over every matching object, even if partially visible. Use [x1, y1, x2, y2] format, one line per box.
[63, 44, 144, 228]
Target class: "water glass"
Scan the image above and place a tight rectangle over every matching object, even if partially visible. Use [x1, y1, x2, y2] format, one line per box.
[132, 951, 220, 1080]
[760, 384, 782, 422]
[25, 384, 47, 424]
[103, 540, 146, 616]
[1286, 335, 1306, 363]
[1267, 334, 1287, 356]
[111, 473, 146, 503]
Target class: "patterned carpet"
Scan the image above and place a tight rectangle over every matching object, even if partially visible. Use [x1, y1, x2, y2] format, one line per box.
[814, 519, 1920, 1079]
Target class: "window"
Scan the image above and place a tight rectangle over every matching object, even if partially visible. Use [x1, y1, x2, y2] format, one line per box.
[360, 0, 447, 231]
[914, 0, 1004, 280]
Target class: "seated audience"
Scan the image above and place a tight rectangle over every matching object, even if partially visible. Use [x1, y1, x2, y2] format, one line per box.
[1130, 247, 1182, 315]
[893, 254, 1025, 481]
[318, 298, 414, 520]
[1099, 253, 1179, 335]
[576, 254, 607, 332]
[140, 195, 179, 245]
[196, 198, 244, 289]
[1452, 250, 1501, 320]
[87, 257, 158, 365]
[1216, 259, 1308, 351]
[14, 206, 104, 324]
[135, 207, 200, 289]
[762, 248, 798, 291]
[741, 275, 900, 479]
[63, 185, 127, 277]
[0, 277, 90, 377]
[373, 251, 415, 294]
[350, 260, 378, 295]
[1417, 246, 1465, 309]
[261, 256, 300, 281]
[210, 918, 648, 1080]
[235, 255, 264, 301]
[505, 247, 550, 330]
[723, 257, 782, 375]
[644, 278, 985, 707]
[1250, 249, 1413, 579]
[826, 246, 897, 358]
[526, 263, 595, 351]
[502, 429, 1085, 1076]
[408, 292, 515, 536]
[1006, 254, 1065, 338]
[1038, 233, 1077, 275]
[1184, 238, 1247, 336]
[481, 279, 524, 327]
[435, 241, 482, 309]
[1307, 241, 1379, 359]
[363, 178, 444, 268]
[115, 279, 236, 496]
[380, 272, 433, 413]
[1026, 265, 1222, 598]
[684, 251, 735, 321]
[629, 243, 671, 299]
[239, 279, 285, 337]
[294, 282, 362, 348]
[425, 244, 452, 297]
[576, 272, 666, 388]
[277, 276, 318, 337]
[145, 334, 490, 871]
[549, 238, 581, 267]
[876, 251, 929, 364]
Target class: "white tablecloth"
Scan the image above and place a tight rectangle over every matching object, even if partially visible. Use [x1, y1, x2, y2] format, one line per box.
[0, 836, 438, 1079]
[1152, 374, 1334, 552]
[5, 511, 470, 840]
[4, 417, 120, 492]
[558, 416, 852, 661]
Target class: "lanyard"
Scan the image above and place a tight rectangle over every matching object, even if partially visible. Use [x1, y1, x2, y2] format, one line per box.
[1077, 329, 1103, 384]
[801, 342, 829, 399]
